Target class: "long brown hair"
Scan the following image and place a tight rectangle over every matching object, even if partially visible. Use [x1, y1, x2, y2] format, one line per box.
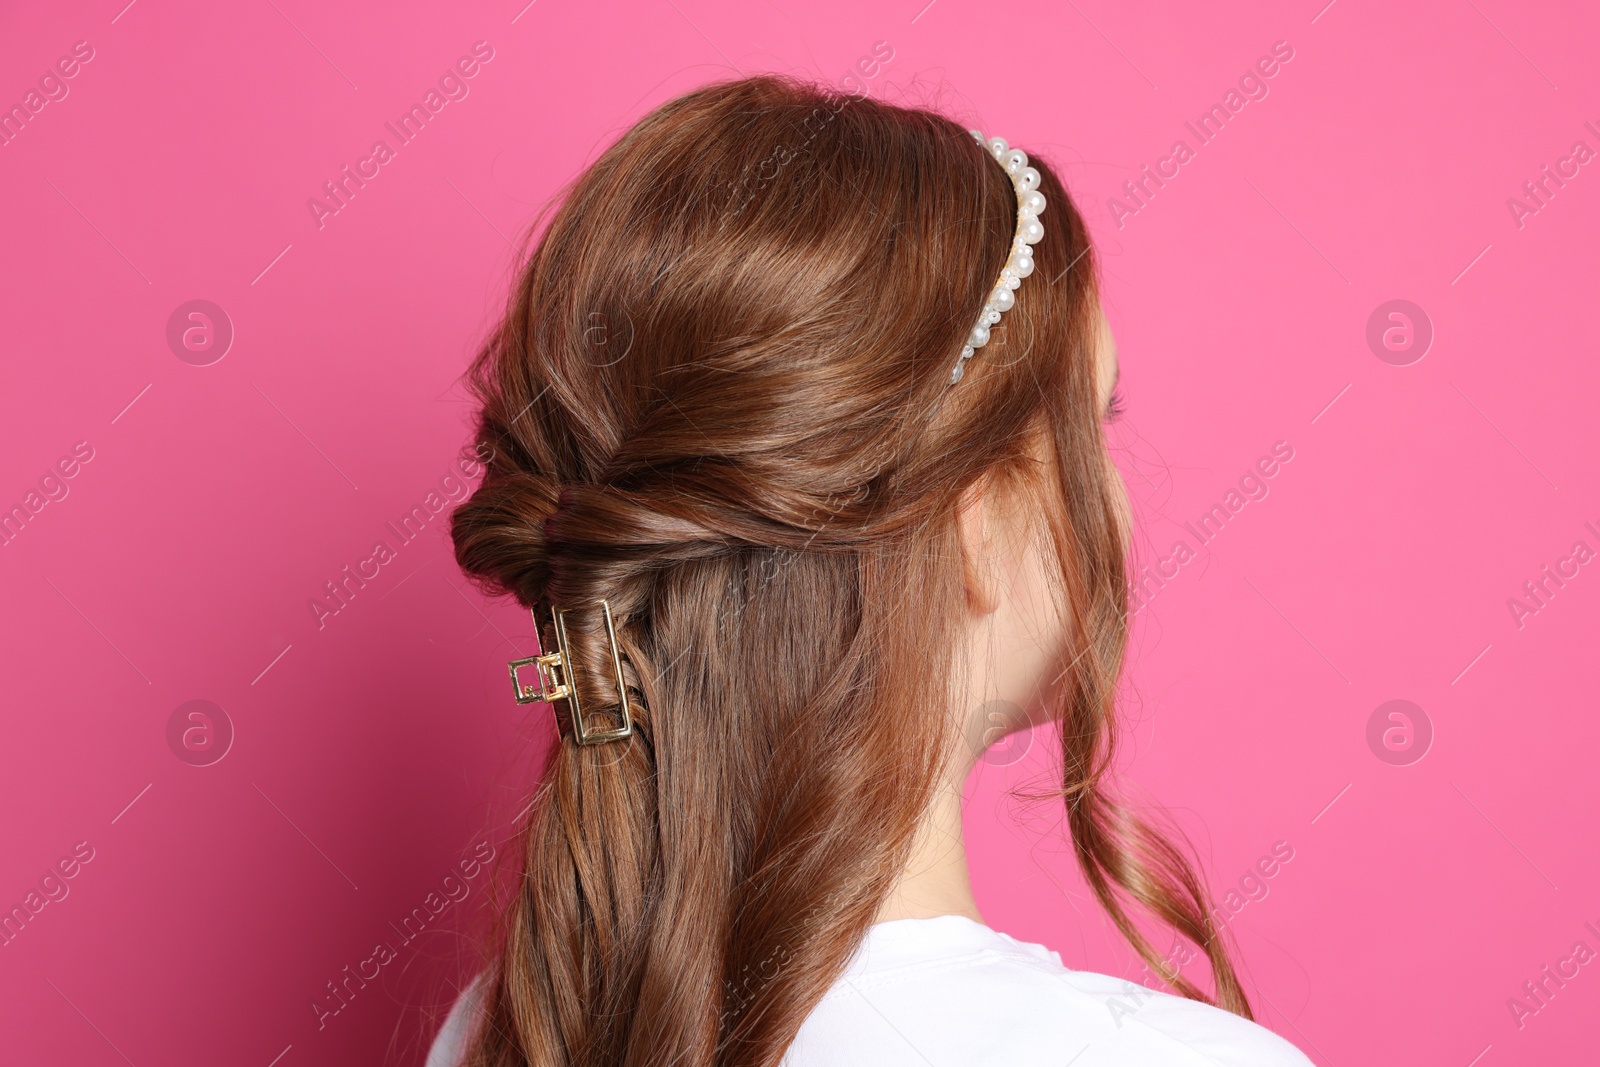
[448, 72, 1250, 1067]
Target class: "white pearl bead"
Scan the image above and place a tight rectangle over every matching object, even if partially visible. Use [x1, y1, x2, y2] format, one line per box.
[949, 129, 1051, 390]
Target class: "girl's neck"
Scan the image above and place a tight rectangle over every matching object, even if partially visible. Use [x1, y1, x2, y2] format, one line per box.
[872, 780, 985, 926]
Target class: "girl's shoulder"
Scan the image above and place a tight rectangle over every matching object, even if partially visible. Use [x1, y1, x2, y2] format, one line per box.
[426, 919, 1316, 1067]
[426, 973, 488, 1067]
[784, 915, 1316, 1067]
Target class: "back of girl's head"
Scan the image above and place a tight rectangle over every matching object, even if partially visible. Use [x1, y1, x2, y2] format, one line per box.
[449, 72, 1241, 1067]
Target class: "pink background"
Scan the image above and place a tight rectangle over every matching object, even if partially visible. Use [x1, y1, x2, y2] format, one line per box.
[2, 0, 1596, 1063]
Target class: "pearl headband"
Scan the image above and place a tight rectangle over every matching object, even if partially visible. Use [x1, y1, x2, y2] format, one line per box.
[949, 130, 1047, 385]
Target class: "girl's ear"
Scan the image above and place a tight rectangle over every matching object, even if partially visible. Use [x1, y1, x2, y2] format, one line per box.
[956, 474, 1002, 617]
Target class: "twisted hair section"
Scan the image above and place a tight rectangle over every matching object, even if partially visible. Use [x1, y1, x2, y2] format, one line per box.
[448, 72, 1249, 1067]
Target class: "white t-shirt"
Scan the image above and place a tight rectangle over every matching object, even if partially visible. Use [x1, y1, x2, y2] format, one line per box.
[426, 915, 1315, 1066]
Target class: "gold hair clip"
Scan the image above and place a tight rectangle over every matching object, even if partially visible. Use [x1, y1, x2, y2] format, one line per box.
[508, 599, 635, 745]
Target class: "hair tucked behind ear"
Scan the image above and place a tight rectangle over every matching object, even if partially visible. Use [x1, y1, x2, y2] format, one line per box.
[448, 73, 1250, 1067]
